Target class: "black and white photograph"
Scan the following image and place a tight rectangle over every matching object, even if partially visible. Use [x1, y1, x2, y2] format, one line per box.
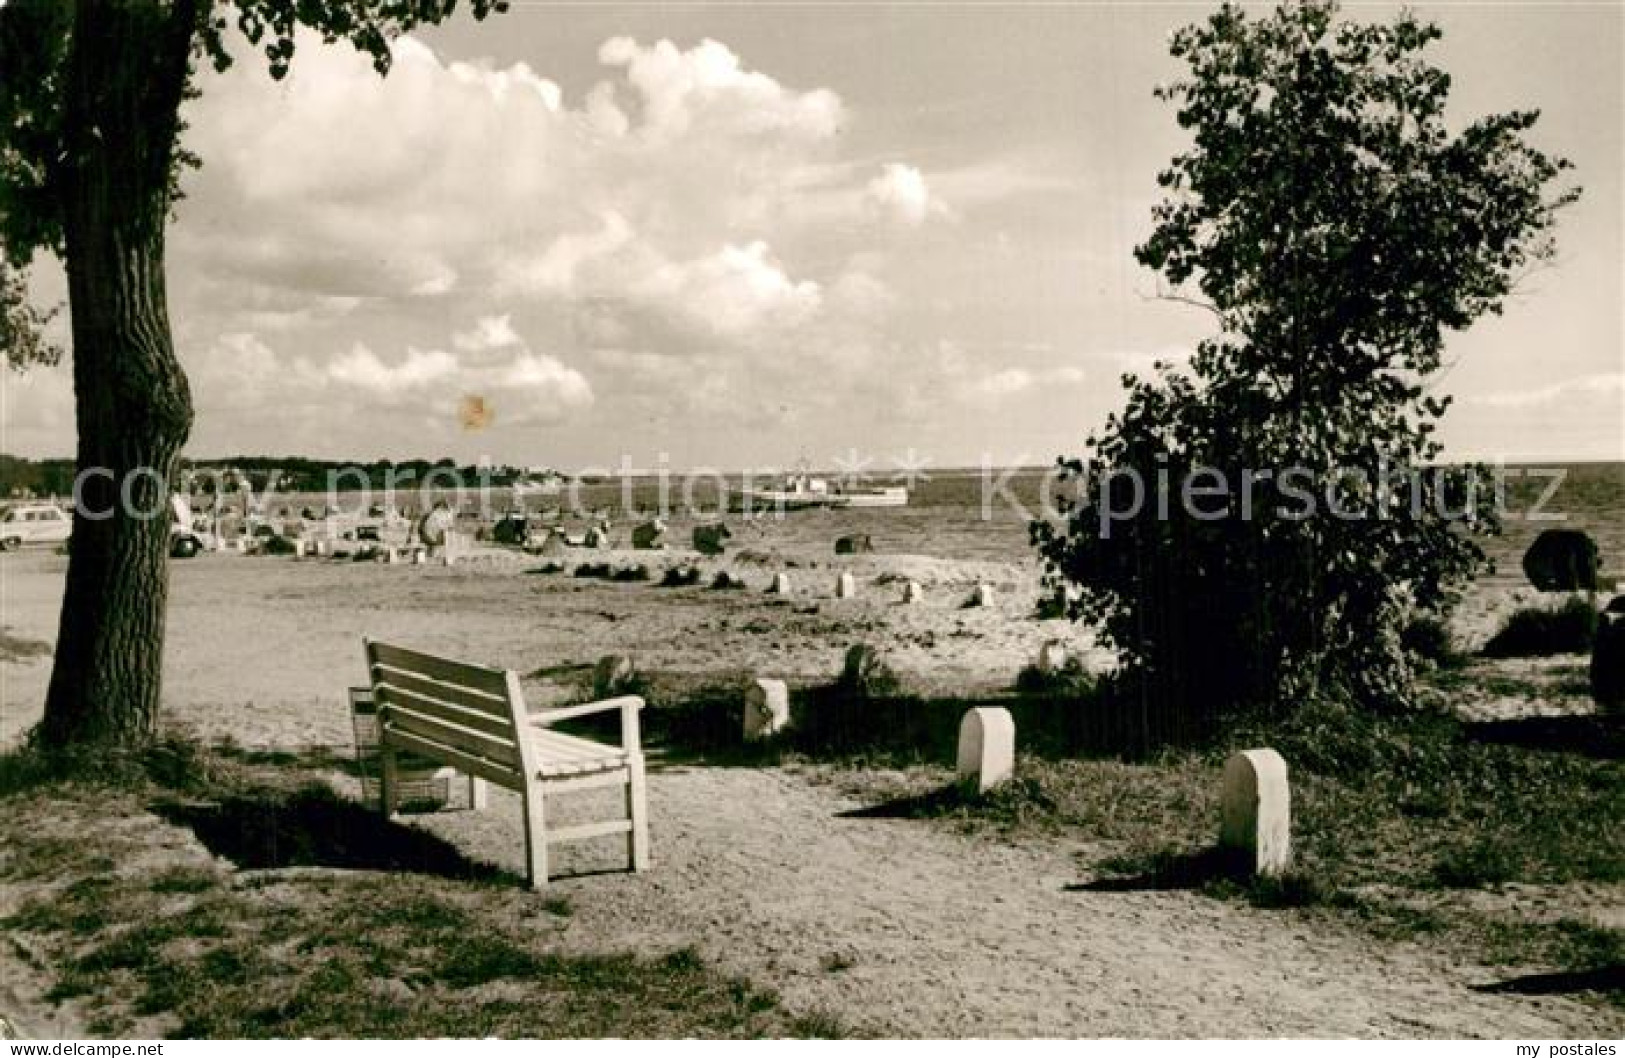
[0, 0, 1620, 1042]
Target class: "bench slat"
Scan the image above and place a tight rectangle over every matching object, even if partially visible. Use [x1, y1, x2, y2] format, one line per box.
[368, 641, 511, 697]
[546, 819, 633, 844]
[383, 726, 525, 791]
[531, 728, 624, 765]
[539, 757, 625, 777]
[537, 768, 630, 794]
[385, 706, 521, 770]
[377, 682, 516, 739]
[373, 666, 511, 719]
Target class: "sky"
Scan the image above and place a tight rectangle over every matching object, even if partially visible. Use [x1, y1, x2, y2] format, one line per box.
[2, 1, 1620, 472]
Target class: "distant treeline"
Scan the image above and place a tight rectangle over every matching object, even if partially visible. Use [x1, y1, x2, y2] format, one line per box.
[0, 454, 564, 497]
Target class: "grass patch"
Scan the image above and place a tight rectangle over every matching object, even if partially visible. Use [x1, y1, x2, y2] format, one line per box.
[0, 740, 843, 1039]
[9, 873, 825, 1037]
[818, 692, 1623, 1004]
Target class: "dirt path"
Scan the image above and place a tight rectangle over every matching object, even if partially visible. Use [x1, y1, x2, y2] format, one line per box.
[407, 764, 1618, 1038]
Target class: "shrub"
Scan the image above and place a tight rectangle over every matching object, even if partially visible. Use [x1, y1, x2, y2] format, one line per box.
[1591, 613, 1625, 712]
[1401, 614, 1464, 669]
[1014, 657, 1096, 696]
[1482, 598, 1598, 658]
[1521, 528, 1601, 591]
[260, 535, 297, 556]
[1030, 0, 1572, 733]
[660, 565, 702, 587]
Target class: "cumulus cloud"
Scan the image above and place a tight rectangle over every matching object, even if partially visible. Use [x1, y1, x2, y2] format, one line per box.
[179, 319, 593, 453]
[596, 36, 841, 143]
[172, 31, 895, 373]
[317, 335, 592, 424]
[178, 33, 861, 309]
[56, 29, 1005, 459]
[634, 241, 821, 336]
[453, 315, 523, 352]
[967, 364, 1090, 399]
[328, 344, 461, 394]
[975, 368, 1037, 397]
[865, 163, 947, 225]
[1472, 372, 1624, 409]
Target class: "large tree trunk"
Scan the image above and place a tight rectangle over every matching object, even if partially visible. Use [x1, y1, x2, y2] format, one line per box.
[39, 0, 197, 750]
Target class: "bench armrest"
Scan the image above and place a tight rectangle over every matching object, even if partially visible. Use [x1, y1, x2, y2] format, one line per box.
[531, 695, 644, 752]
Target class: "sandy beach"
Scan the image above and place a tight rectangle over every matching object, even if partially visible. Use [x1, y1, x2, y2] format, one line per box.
[3, 504, 1619, 1037]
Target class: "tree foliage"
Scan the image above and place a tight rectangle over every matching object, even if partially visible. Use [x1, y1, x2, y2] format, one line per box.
[1, 261, 63, 371]
[1032, 0, 1578, 731]
[1, 0, 510, 264]
[0, 0, 508, 752]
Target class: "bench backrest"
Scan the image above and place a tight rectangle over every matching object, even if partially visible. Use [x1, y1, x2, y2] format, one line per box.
[364, 639, 533, 793]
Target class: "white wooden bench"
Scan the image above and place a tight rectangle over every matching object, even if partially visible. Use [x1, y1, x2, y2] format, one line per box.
[363, 638, 650, 888]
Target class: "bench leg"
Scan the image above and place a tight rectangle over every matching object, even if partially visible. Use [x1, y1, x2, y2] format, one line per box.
[379, 740, 400, 819]
[520, 785, 548, 889]
[626, 758, 650, 872]
[468, 775, 488, 811]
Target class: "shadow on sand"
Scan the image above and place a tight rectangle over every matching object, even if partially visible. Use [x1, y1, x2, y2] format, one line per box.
[834, 784, 969, 820]
[154, 784, 506, 883]
[1064, 847, 1244, 893]
[1474, 964, 1624, 1001]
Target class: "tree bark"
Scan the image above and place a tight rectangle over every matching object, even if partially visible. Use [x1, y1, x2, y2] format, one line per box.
[39, 0, 197, 750]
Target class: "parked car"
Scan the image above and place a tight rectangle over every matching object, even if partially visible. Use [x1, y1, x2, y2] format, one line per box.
[0, 503, 73, 551]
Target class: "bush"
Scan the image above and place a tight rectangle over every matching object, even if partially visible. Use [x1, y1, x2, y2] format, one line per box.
[660, 565, 702, 587]
[1401, 614, 1464, 668]
[1591, 613, 1625, 713]
[260, 534, 297, 556]
[1015, 657, 1096, 696]
[1030, 0, 1569, 732]
[1482, 598, 1598, 658]
[1521, 528, 1601, 591]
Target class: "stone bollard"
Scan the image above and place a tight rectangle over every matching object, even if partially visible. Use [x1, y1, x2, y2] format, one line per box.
[442, 551, 458, 567]
[770, 572, 792, 595]
[594, 654, 637, 699]
[744, 678, 790, 741]
[386, 547, 402, 565]
[835, 572, 857, 599]
[413, 548, 428, 566]
[902, 580, 924, 604]
[957, 707, 1015, 793]
[1220, 748, 1292, 877]
[971, 582, 995, 607]
[292, 539, 308, 558]
[1036, 639, 1070, 674]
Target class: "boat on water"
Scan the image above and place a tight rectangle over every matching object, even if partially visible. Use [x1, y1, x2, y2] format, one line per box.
[734, 471, 908, 512]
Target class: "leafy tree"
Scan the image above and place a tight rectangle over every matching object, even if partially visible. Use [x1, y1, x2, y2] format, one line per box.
[1032, 0, 1577, 735]
[1, 260, 63, 371]
[0, 0, 508, 750]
